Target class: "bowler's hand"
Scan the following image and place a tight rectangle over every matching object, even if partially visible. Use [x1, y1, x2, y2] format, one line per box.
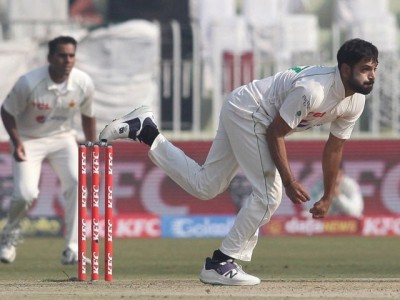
[14, 143, 26, 162]
[285, 181, 310, 204]
[309, 198, 331, 218]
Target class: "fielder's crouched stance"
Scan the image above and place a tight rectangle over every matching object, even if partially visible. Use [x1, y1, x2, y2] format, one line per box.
[0, 36, 96, 265]
[99, 38, 378, 286]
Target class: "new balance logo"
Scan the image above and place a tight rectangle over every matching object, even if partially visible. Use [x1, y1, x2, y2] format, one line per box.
[224, 270, 238, 279]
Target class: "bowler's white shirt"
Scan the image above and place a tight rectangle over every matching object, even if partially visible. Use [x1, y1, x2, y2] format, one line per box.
[228, 65, 365, 139]
[3, 65, 94, 138]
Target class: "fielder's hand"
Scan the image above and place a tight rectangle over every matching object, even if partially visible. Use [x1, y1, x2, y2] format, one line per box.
[14, 143, 26, 162]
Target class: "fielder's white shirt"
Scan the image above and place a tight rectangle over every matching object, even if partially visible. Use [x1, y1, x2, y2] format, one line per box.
[3, 65, 94, 138]
[228, 65, 365, 139]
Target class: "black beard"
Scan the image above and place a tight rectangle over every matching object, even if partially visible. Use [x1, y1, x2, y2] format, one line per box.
[348, 75, 374, 95]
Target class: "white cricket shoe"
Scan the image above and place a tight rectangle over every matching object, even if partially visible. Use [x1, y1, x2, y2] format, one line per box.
[61, 248, 79, 265]
[199, 257, 261, 286]
[0, 232, 20, 264]
[99, 105, 157, 143]
[0, 243, 16, 264]
[61, 248, 91, 265]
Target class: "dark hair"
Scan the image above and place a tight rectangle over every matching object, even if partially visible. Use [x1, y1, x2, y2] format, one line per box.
[48, 36, 77, 56]
[337, 38, 378, 69]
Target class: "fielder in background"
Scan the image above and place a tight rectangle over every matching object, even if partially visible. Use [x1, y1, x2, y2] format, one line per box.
[306, 162, 364, 218]
[0, 36, 96, 265]
[99, 38, 378, 286]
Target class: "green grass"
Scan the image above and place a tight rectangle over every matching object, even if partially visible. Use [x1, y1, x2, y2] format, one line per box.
[0, 236, 398, 281]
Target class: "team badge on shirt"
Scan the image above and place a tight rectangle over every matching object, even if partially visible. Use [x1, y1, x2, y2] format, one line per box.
[36, 115, 46, 123]
[297, 111, 326, 128]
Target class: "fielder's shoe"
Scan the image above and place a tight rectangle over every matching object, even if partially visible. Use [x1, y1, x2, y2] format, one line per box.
[99, 105, 157, 143]
[0, 232, 21, 264]
[199, 257, 261, 286]
[61, 249, 78, 265]
[61, 249, 91, 265]
[0, 243, 16, 264]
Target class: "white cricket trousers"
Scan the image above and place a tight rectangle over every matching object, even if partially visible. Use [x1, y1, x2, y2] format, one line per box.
[149, 97, 283, 261]
[4, 133, 79, 254]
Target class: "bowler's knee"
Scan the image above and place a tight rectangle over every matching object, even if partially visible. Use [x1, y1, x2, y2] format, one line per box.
[13, 186, 39, 205]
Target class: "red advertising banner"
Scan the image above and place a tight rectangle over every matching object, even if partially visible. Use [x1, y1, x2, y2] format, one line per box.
[0, 139, 399, 220]
[85, 214, 161, 238]
[362, 216, 400, 236]
[260, 216, 362, 236]
[283, 140, 400, 216]
[260, 215, 400, 237]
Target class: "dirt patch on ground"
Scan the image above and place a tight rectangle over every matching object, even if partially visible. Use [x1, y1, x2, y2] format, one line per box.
[1, 279, 399, 299]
